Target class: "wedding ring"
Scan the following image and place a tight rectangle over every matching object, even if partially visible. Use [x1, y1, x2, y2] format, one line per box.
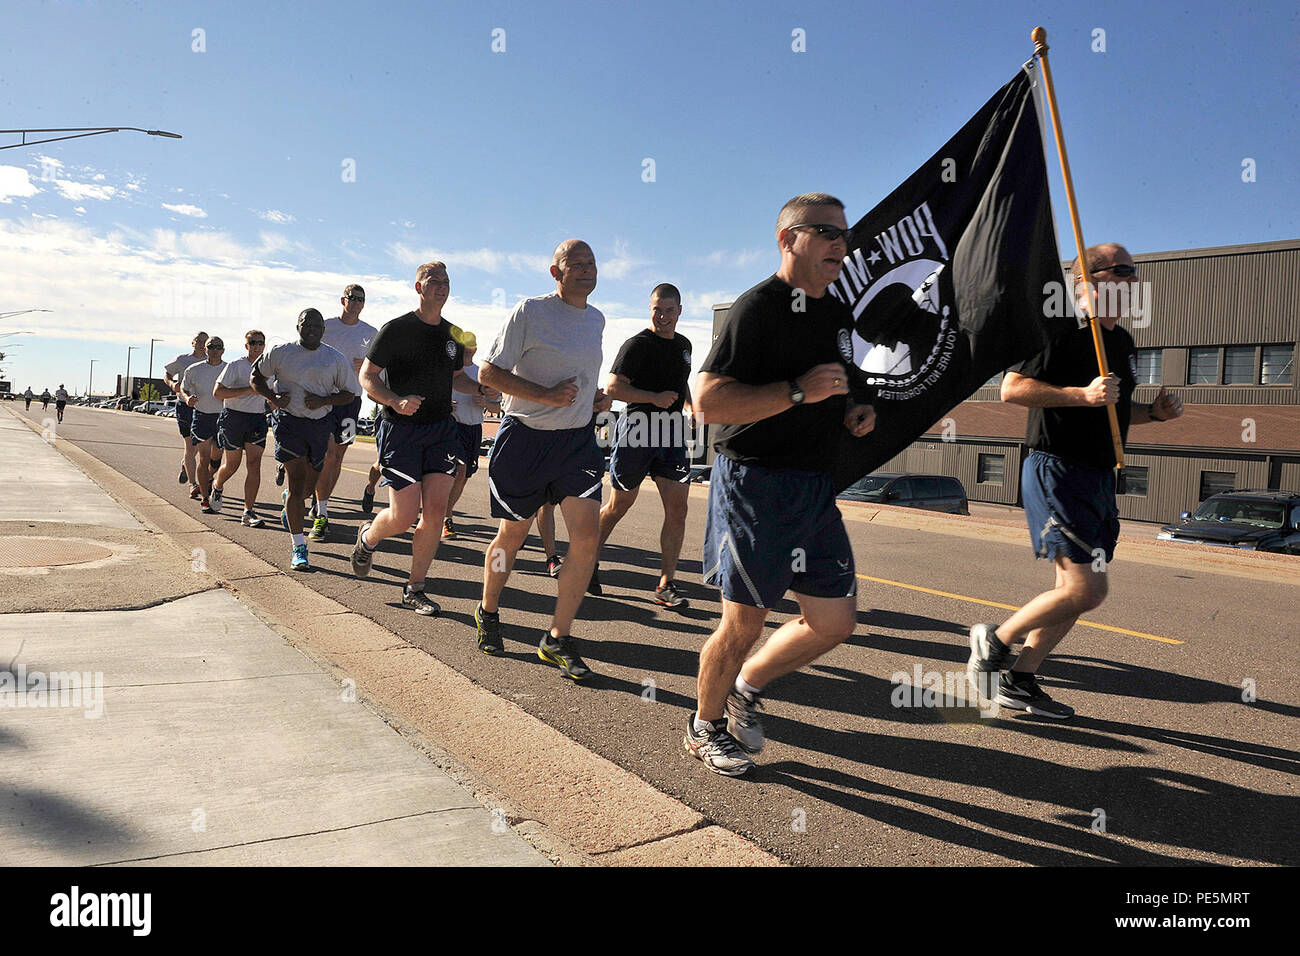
[833, 377, 841, 386]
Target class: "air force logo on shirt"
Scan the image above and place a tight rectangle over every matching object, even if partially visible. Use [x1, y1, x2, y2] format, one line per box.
[445, 340, 458, 360]
[682, 349, 692, 366]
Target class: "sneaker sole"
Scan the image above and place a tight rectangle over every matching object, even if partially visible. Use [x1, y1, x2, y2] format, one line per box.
[655, 596, 688, 608]
[995, 693, 1074, 720]
[537, 646, 589, 681]
[683, 735, 753, 776]
[351, 525, 373, 578]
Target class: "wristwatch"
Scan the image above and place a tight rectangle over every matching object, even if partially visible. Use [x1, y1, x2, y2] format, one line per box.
[788, 380, 805, 405]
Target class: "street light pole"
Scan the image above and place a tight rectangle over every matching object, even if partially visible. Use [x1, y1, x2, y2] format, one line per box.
[148, 337, 163, 382]
[125, 345, 138, 400]
[0, 127, 183, 151]
[89, 359, 98, 398]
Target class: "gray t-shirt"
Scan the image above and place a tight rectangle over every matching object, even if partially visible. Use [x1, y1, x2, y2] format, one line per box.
[254, 342, 352, 420]
[322, 316, 378, 395]
[165, 351, 204, 390]
[483, 293, 604, 430]
[180, 360, 227, 415]
[451, 363, 486, 426]
[216, 356, 268, 414]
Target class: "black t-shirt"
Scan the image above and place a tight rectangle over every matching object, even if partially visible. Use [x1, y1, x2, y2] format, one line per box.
[1013, 321, 1137, 470]
[367, 312, 463, 424]
[701, 275, 869, 473]
[610, 329, 693, 416]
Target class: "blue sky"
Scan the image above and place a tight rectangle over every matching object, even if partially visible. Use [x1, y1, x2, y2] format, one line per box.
[1, 0, 1296, 394]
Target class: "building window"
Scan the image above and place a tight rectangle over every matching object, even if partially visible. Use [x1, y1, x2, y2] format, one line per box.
[1122, 465, 1149, 496]
[977, 453, 1005, 484]
[1134, 349, 1162, 385]
[1223, 346, 1255, 385]
[1188, 347, 1218, 385]
[1262, 345, 1294, 385]
[1199, 471, 1236, 501]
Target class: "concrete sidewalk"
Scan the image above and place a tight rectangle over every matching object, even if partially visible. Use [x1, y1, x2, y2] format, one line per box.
[0, 408, 549, 866]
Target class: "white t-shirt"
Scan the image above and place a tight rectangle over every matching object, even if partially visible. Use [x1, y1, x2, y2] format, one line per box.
[180, 360, 227, 415]
[165, 351, 205, 391]
[483, 293, 604, 430]
[322, 316, 378, 395]
[452, 364, 488, 426]
[216, 356, 268, 414]
[254, 342, 352, 420]
[55, 388, 69, 402]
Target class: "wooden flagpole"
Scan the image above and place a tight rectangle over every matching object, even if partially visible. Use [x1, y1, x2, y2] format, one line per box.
[1031, 26, 1125, 469]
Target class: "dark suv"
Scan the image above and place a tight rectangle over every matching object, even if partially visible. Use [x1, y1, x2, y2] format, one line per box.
[1157, 490, 1300, 554]
[838, 472, 970, 515]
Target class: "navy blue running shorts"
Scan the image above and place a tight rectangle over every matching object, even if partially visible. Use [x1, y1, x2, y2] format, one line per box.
[217, 409, 268, 451]
[1021, 450, 1119, 565]
[487, 415, 604, 521]
[608, 414, 690, 491]
[176, 401, 195, 438]
[454, 422, 483, 478]
[702, 454, 856, 609]
[375, 416, 460, 491]
[274, 413, 332, 472]
[189, 410, 219, 445]
[327, 395, 363, 445]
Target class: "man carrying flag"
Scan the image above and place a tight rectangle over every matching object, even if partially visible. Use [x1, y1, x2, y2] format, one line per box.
[968, 243, 1183, 718]
[687, 193, 876, 777]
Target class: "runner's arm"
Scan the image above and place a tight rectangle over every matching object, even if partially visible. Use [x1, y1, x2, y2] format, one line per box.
[603, 372, 675, 408]
[1001, 370, 1116, 408]
[479, 362, 576, 407]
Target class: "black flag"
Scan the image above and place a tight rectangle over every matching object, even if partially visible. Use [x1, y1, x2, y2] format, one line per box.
[830, 64, 1075, 491]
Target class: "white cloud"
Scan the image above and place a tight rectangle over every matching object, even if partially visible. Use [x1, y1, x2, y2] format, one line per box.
[33, 154, 63, 172]
[257, 208, 295, 224]
[0, 165, 40, 203]
[161, 202, 208, 218]
[55, 180, 118, 202]
[74, 206, 87, 216]
[600, 237, 652, 280]
[388, 242, 551, 275]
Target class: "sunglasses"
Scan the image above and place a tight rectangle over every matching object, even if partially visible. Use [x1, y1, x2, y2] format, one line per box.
[1092, 263, 1138, 278]
[247, 339, 266, 345]
[789, 223, 853, 243]
[345, 295, 365, 302]
[207, 345, 225, 350]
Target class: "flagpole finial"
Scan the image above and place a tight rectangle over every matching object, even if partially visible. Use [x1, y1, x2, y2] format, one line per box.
[1032, 27, 1049, 56]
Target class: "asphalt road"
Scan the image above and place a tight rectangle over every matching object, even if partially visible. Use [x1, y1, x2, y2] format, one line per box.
[27, 404, 1300, 866]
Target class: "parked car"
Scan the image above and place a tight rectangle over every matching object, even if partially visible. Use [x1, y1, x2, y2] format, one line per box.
[1157, 490, 1300, 554]
[837, 472, 970, 515]
[479, 436, 495, 456]
[157, 406, 177, 419]
[688, 464, 712, 484]
[355, 417, 376, 436]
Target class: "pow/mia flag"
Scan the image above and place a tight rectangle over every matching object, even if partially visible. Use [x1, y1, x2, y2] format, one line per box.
[829, 64, 1076, 491]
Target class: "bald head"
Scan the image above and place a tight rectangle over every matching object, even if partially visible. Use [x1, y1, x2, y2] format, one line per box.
[1070, 243, 1131, 280]
[552, 239, 592, 268]
[550, 239, 598, 306]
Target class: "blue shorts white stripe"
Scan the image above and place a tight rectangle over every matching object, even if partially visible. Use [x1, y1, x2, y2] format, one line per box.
[487, 415, 604, 520]
[375, 416, 461, 492]
[217, 409, 268, 450]
[274, 413, 332, 472]
[1021, 450, 1119, 564]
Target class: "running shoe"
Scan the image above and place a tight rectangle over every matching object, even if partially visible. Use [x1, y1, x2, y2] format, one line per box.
[402, 586, 440, 617]
[178, 463, 188, 484]
[587, 564, 603, 596]
[546, 555, 562, 578]
[475, 604, 502, 655]
[308, 516, 329, 542]
[538, 633, 592, 681]
[350, 522, 374, 577]
[241, 511, 265, 528]
[361, 485, 375, 515]
[275, 464, 285, 487]
[995, 672, 1075, 719]
[725, 688, 765, 754]
[654, 581, 688, 609]
[684, 714, 754, 777]
[189, 484, 202, 500]
[967, 623, 1015, 673]
[200, 498, 215, 514]
[209, 487, 223, 514]
[442, 517, 456, 539]
[290, 544, 310, 571]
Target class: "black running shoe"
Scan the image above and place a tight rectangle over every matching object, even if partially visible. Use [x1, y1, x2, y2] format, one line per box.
[996, 672, 1075, 719]
[587, 564, 603, 596]
[275, 464, 285, 487]
[178, 463, 188, 484]
[684, 714, 754, 777]
[538, 633, 592, 681]
[967, 623, 1015, 673]
[402, 586, 440, 617]
[546, 555, 562, 578]
[361, 485, 375, 515]
[475, 604, 502, 655]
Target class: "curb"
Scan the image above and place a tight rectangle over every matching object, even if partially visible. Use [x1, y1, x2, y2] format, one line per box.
[5, 406, 781, 867]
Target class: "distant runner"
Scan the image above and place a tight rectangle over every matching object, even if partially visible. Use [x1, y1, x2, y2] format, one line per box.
[179, 337, 228, 514]
[54, 385, 69, 424]
[443, 330, 502, 539]
[165, 332, 210, 497]
[211, 330, 270, 527]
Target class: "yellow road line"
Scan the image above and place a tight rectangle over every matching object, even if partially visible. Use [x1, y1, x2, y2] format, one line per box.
[855, 573, 1184, 645]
